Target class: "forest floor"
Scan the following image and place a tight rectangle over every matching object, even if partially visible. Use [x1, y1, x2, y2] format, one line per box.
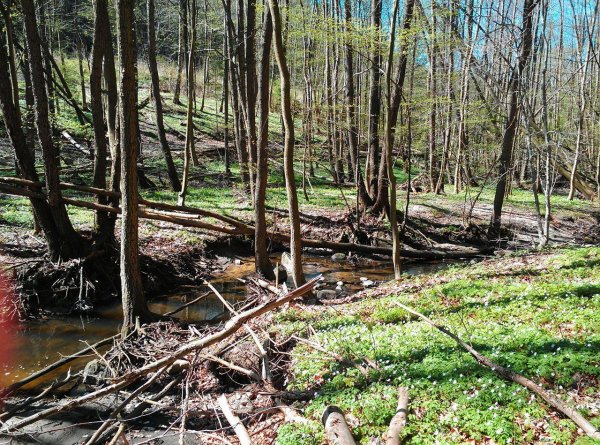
[1, 246, 598, 444]
[1, 123, 600, 314]
[1, 94, 600, 443]
[273, 246, 600, 444]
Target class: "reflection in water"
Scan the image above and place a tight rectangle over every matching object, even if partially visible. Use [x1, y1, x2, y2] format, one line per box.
[1, 255, 459, 389]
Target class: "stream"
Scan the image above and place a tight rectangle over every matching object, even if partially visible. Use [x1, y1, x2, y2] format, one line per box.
[0, 255, 459, 390]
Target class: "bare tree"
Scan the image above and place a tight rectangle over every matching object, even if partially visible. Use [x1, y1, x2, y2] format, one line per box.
[254, 6, 274, 279]
[490, 0, 538, 235]
[268, 0, 306, 287]
[117, 0, 153, 331]
[147, 0, 182, 192]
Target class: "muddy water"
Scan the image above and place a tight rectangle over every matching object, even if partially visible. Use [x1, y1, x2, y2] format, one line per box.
[1, 255, 457, 390]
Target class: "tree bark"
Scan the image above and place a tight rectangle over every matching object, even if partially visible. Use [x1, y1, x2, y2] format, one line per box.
[254, 7, 274, 279]
[21, 0, 86, 260]
[90, 0, 114, 245]
[0, 19, 63, 260]
[173, 0, 187, 105]
[385, 387, 409, 445]
[366, 0, 382, 199]
[371, 0, 415, 215]
[147, 0, 181, 192]
[117, 0, 151, 332]
[490, 0, 537, 235]
[322, 406, 357, 445]
[178, 0, 197, 206]
[245, 0, 258, 197]
[268, 0, 306, 288]
[383, 0, 402, 278]
[344, 0, 372, 208]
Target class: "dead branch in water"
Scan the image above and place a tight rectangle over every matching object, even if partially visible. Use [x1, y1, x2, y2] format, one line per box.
[0, 276, 320, 434]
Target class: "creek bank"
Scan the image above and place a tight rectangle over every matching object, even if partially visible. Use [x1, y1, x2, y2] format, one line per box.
[2, 248, 599, 444]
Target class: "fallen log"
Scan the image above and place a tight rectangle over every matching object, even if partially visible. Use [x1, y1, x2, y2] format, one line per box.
[0, 276, 320, 433]
[61, 131, 91, 157]
[59, 197, 243, 235]
[0, 182, 45, 200]
[394, 302, 600, 440]
[556, 164, 597, 201]
[0, 176, 246, 230]
[385, 387, 409, 445]
[322, 406, 357, 445]
[0, 178, 491, 260]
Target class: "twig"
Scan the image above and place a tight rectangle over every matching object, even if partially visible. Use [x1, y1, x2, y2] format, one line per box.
[202, 354, 260, 381]
[84, 366, 168, 445]
[164, 292, 212, 316]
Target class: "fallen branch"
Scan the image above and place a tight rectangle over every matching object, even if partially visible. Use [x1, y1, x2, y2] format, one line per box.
[322, 406, 357, 445]
[0, 372, 81, 421]
[83, 366, 169, 445]
[0, 335, 118, 400]
[61, 131, 91, 157]
[394, 302, 600, 440]
[385, 387, 409, 445]
[164, 292, 211, 316]
[279, 406, 310, 424]
[203, 354, 260, 381]
[291, 335, 370, 378]
[0, 276, 320, 433]
[0, 178, 491, 260]
[218, 394, 252, 445]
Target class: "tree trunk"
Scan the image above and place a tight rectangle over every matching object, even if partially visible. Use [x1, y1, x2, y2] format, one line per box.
[178, 0, 197, 206]
[383, 0, 402, 279]
[147, 0, 181, 192]
[268, 0, 306, 288]
[90, 0, 113, 245]
[0, 19, 63, 260]
[254, 7, 274, 279]
[117, 0, 151, 332]
[371, 0, 415, 214]
[245, 0, 258, 198]
[223, 14, 231, 176]
[223, 0, 250, 191]
[102, 8, 120, 234]
[344, 0, 372, 208]
[21, 0, 86, 260]
[490, 0, 536, 235]
[76, 34, 87, 110]
[173, 0, 187, 105]
[366, 0, 382, 199]
[428, 1, 438, 192]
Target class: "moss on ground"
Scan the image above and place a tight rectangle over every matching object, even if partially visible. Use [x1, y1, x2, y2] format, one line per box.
[275, 247, 600, 444]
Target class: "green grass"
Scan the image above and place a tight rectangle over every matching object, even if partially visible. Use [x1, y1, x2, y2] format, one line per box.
[275, 247, 600, 444]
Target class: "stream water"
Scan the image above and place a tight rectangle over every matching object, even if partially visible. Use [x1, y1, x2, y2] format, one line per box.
[0, 255, 458, 390]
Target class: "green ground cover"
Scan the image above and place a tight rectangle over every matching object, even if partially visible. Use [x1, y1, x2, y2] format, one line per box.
[275, 247, 600, 444]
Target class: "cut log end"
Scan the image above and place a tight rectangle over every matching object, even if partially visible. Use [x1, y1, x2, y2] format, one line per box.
[322, 405, 357, 445]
